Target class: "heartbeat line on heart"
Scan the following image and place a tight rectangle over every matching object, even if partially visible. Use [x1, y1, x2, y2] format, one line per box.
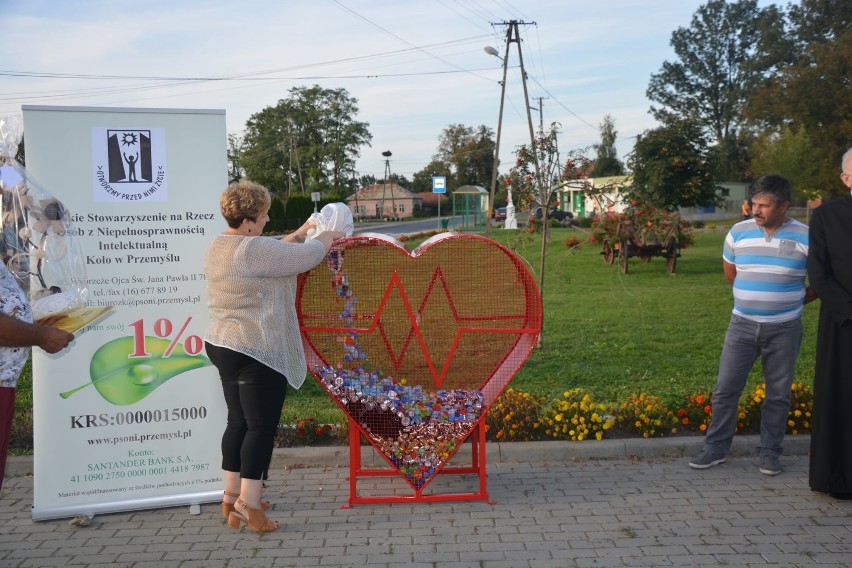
[301, 266, 540, 387]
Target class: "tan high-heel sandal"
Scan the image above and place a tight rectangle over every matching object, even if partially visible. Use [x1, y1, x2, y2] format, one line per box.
[222, 491, 270, 518]
[227, 498, 279, 533]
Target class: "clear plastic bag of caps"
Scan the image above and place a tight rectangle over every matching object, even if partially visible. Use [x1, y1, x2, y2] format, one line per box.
[0, 115, 88, 320]
[305, 202, 354, 240]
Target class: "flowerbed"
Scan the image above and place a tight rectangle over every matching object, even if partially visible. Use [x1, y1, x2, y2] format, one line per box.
[272, 381, 814, 446]
[484, 382, 814, 442]
[274, 416, 346, 447]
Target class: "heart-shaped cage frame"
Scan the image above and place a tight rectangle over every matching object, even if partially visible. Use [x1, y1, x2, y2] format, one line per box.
[297, 233, 542, 493]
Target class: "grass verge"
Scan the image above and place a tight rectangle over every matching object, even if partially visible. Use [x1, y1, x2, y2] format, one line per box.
[11, 224, 819, 451]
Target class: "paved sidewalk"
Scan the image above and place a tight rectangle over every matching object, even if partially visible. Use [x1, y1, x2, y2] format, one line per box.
[2, 435, 850, 568]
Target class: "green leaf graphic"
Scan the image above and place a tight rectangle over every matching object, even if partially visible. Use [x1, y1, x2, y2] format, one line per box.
[59, 336, 212, 405]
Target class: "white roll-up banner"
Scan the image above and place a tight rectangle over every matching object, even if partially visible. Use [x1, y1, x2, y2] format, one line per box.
[23, 106, 226, 521]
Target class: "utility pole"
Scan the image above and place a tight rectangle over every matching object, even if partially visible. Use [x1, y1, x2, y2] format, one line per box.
[484, 20, 539, 237]
[294, 139, 306, 195]
[515, 25, 548, 349]
[487, 20, 546, 348]
[381, 150, 393, 221]
[352, 172, 361, 223]
[287, 138, 294, 197]
[282, 120, 306, 196]
[530, 96, 548, 135]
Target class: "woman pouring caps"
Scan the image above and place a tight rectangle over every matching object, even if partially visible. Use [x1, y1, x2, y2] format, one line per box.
[203, 181, 345, 533]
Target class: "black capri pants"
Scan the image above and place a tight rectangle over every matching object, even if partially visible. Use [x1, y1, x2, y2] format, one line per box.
[205, 343, 287, 479]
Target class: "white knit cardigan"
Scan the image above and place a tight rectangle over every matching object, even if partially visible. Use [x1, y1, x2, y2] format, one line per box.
[203, 234, 327, 389]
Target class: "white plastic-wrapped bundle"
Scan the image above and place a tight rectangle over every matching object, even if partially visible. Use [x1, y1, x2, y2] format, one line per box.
[0, 115, 88, 320]
[305, 202, 354, 240]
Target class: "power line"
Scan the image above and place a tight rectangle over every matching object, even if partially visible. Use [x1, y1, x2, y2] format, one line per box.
[464, 0, 503, 23]
[527, 74, 599, 132]
[0, 63, 507, 105]
[328, 0, 492, 82]
[0, 34, 493, 84]
[434, 0, 493, 32]
[490, 0, 528, 20]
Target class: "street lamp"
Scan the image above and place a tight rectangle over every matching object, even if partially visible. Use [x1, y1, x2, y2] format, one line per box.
[484, 43, 509, 235]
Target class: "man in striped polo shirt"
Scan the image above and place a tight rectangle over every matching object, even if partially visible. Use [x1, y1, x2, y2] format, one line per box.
[689, 174, 815, 476]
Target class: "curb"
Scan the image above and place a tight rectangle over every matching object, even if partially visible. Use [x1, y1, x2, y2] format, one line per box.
[4, 434, 810, 479]
[269, 434, 810, 468]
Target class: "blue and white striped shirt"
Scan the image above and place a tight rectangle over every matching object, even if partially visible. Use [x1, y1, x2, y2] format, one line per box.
[723, 218, 809, 323]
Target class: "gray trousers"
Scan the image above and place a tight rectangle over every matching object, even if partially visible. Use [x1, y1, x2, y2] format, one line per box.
[703, 315, 803, 458]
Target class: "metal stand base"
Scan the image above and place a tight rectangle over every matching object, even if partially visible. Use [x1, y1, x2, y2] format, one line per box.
[342, 418, 494, 507]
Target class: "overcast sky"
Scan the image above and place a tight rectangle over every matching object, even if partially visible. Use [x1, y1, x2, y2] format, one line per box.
[0, 0, 772, 181]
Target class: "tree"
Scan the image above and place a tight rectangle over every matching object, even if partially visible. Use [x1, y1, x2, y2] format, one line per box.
[788, 0, 851, 45]
[8, 135, 26, 165]
[646, 0, 767, 180]
[227, 133, 245, 182]
[266, 195, 287, 233]
[381, 173, 410, 187]
[358, 174, 377, 188]
[745, 0, 852, 197]
[628, 119, 721, 212]
[504, 123, 594, 348]
[749, 125, 821, 200]
[592, 115, 624, 177]
[241, 85, 372, 196]
[504, 126, 557, 348]
[434, 124, 496, 190]
[410, 160, 453, 193]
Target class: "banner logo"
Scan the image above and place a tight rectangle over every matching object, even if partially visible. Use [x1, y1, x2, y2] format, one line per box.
[92, 128, 168, 202]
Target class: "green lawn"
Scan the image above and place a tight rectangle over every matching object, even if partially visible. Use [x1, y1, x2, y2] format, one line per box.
[13, 224, 820, 444]
[522, 228, 816, 401]
[284, 224, 819, 422]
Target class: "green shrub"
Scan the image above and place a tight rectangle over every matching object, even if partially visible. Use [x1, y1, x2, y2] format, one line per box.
[575, 216, 594, 228]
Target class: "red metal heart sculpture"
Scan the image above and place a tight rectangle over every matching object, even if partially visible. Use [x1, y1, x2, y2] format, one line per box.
[297, 233, 541, 490]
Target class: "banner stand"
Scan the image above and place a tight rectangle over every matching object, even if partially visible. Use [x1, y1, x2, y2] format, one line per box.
[30, 490, 220, 522]
[23, 105, 227, 521]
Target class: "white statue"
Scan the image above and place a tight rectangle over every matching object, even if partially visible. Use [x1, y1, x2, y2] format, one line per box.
[504, 187, 517, 230]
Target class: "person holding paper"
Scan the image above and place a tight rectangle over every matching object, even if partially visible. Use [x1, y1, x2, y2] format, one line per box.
[0, 263, 74, 492]
[204, 181, 344, 533]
